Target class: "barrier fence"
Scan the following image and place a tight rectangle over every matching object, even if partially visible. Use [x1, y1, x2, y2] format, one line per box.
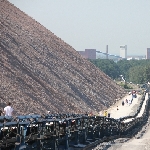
[0, 93, 149, 150]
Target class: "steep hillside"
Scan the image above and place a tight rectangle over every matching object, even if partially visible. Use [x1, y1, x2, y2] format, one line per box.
[0, 0, 125, 115]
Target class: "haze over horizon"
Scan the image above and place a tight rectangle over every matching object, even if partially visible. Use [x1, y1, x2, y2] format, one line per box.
[8, 0, 150, 56]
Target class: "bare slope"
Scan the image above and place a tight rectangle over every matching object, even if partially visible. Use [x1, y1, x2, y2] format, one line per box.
[0, 0, 125, 115]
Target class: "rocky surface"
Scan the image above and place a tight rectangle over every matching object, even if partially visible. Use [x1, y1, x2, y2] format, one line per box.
[0, 0, 125, 115]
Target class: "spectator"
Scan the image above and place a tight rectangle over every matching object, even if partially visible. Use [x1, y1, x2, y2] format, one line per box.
[122, 101, 124, 106]
[0, 110, 3, 116]
[104, 111, 108, 117]
[99, 111, 102, 116]
[117, 106, 119, 110]
[4, 102, 13, 116]
[128, 99, 131, 106]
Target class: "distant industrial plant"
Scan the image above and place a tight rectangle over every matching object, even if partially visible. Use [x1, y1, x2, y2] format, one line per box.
[78, 45, 147, 61]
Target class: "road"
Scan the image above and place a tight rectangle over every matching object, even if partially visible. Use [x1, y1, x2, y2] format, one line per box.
[104, 94, 142, 119]
[107, 93, 150, 150]
[93, 93, 150, 150]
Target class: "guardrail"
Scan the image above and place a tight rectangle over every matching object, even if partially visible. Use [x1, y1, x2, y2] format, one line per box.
[119, 93, 150, 137]
[119, 94, 146, 122]
[0, 93, 149, 150]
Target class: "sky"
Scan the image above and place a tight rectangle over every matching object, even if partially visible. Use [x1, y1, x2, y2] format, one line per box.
[8, 0, 150, 56]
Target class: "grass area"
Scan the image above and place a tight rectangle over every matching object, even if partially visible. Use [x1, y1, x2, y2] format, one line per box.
[115, 81, 145, 95]
[116, 81, 139, 89]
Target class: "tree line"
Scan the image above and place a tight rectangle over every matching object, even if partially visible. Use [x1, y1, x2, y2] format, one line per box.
[90, 59, 150, 84]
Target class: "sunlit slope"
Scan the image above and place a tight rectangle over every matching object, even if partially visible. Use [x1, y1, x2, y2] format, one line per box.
[0, 0, 125, 115]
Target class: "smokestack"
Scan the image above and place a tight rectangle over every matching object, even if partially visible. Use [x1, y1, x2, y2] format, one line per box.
[106, 45, 108, 59]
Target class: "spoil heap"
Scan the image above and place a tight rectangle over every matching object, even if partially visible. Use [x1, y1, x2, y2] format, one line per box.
[0, 0, 125, 115]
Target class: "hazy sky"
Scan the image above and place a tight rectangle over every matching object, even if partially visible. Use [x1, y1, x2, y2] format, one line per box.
[8, 0, 150, 56]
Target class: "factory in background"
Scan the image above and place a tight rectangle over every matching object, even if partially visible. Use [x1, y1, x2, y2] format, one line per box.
[78, 49, 96, 59]
[78, 46, 121, 61]
[78, 45, 146, 61]
[120, 45, 127, 58]
[78, 46, 108, 60]
[106, 45, 108, 59]
[146, 48, 150, 59]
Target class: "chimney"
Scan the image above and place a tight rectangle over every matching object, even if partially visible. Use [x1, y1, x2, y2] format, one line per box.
[106, 45, 108, 59]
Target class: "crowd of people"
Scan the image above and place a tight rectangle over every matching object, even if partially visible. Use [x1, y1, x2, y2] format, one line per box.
[102, 91, 138, 118]
[0, 102, 13, 116]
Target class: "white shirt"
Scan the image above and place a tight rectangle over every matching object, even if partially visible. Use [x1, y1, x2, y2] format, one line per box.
[4, 106, 13, 116]
[128, 100, 131, 104]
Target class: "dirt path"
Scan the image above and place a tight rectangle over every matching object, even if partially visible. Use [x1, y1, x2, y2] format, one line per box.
[93, 93, 150, 150]
[105, 93, 150, 150]
[102, 94, 142, 119]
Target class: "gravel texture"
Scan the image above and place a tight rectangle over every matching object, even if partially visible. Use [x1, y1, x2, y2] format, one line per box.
[0, 0, 125, 115]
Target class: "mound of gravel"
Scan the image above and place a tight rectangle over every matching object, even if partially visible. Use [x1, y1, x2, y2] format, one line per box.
[0, 0, 125, 115]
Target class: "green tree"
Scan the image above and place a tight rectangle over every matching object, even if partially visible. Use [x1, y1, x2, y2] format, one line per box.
[90, 59, 150, 83]
[90, 59, 120, 79]
[128, 65, 147, 84]
[145, 65, 150, 82]
[117, 59, 150, 83]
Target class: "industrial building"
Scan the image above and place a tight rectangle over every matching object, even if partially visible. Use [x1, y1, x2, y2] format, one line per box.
[146, 48, 150, 59]
[120, 45, 127, 59]
[78, 49, 96, 59]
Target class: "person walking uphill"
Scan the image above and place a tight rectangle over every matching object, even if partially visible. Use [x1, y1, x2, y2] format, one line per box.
[4, 102, 13, 116]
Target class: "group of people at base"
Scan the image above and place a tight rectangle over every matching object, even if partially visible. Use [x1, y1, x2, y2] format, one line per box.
[104, 110, 110, 117]
[0, 102, 13, 117]
[122, 98, 133, 106]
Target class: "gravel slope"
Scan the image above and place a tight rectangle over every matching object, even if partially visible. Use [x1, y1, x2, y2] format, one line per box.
[0, 0, 125, 115]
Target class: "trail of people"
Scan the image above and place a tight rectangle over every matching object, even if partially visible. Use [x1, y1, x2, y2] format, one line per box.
[106, 93, 150, 150]
[93, 92, 150, 150]
[123, 93, 149, 123]
[104, 93, 142, 119]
